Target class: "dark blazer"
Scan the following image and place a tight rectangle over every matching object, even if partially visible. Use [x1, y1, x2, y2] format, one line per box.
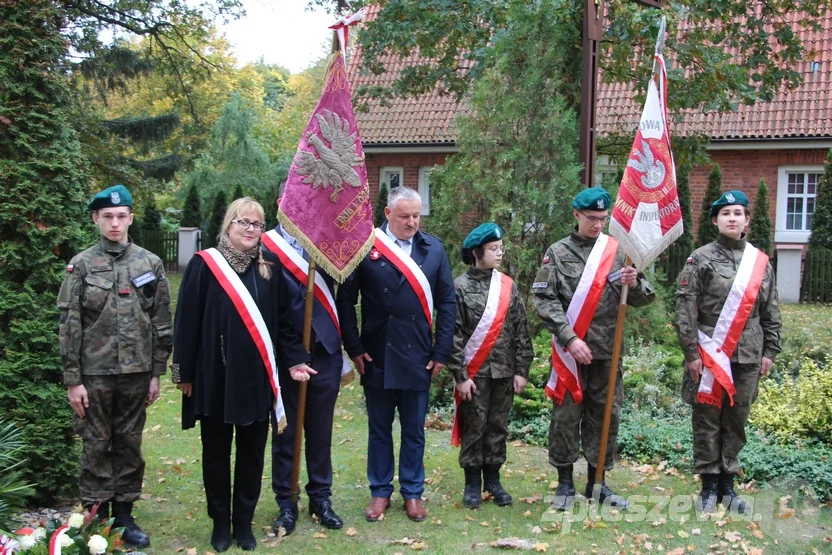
[336, 224, 456, 391]
[274, 226, 342, 356]
[173, 250, 309, 429]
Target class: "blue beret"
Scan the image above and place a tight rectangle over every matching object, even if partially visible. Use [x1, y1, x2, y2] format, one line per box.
[710, 190, 749, 217]
[463, 222, 504, 249]
[572, 187, 611, 211]
[88, 185, 133, 211]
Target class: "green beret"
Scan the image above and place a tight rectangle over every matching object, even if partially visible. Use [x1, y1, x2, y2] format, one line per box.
[88, 185, 132, 211]
[572, 187, 611, 211]
[710, 189, 748, 217]
[463, 222, 504, 249]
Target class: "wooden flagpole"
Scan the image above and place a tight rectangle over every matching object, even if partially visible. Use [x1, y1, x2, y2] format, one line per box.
[290, 258, 316, 503]
[593, 256, 631, 492]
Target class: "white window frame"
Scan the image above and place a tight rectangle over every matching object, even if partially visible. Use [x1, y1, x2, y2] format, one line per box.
[775, 165, 823, 243]
[418, 166, 435, 215]
[379, 166, 404, 192]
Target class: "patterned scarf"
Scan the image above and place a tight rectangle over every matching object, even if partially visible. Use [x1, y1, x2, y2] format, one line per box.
[217, 235, 258, 274]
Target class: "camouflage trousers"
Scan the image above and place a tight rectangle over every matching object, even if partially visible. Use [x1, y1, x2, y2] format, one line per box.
[548, 359, 623, 471]
[458, 376, 514, 469]
[72, 373, 150, 504]
[684, 362, 760, 475]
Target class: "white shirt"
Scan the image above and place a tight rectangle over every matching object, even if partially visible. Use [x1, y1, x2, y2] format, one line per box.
[385, 226, 413, 258]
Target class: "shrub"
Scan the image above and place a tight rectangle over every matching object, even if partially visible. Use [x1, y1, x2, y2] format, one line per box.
[750, 355, 832, 445]
[0, 421, 33, 532]
[696, 164, 723, 247]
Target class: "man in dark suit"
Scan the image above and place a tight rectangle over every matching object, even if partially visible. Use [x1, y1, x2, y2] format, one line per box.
[336, 186, 456, 523]
[266, 193, 345, 535]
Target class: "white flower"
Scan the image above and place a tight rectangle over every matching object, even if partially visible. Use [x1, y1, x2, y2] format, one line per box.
[60, 533, 74, 548]
[68, 512, 85, 529]
[87, 534, 108, 554]
[18, 534, 36, 549]
[32, 527, 46, 540]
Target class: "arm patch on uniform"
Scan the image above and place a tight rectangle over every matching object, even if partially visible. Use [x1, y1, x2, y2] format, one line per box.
[542, 255, 550, 264]
[132, 271, 157, 288]
[532, 281, 548, 289]
[66, 264, 74, 273]
[607, 269, 623, 283]
[686, 256, 693, 264]
[679, 279, 689, 287]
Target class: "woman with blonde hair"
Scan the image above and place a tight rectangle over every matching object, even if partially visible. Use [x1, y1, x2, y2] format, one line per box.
[173, 197, 314, 551]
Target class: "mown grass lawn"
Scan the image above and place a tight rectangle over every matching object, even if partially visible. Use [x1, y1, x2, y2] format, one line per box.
[134, 275, 830, 554]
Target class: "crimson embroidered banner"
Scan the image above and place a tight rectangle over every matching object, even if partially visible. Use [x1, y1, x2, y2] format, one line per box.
[609, 19, 683, 271]
[277, 10, 373, 282]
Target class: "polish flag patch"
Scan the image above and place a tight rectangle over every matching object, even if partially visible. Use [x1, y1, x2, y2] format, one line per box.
[66, 264, 74, 273]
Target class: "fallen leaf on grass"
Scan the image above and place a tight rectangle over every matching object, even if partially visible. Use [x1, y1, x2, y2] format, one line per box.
[411, 541, 426, 550]
[140, 493, 151, 501]
[464, 515, 475, 521]
[677, 530, 690, 539]
[345, 527, 357, 537]
[481, 521, 490, 527]
[534, 542, 549, 552]
[519, 493, 542, 504]
[691, 529, 701, 535]
[666, 549, 685, 555]
[151, 424, 161, 432]
[531, 526, 542, 534]
[490, 537, 533, 550]
[724, 531, 742, 543]
[313, 532, 326, 539]
[185, 548, 197, 555]
[651, 517, 666, 527]
[391, 537, 415, 545]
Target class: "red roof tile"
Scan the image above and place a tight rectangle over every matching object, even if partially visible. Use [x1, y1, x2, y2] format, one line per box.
[349, 6, 832, 145]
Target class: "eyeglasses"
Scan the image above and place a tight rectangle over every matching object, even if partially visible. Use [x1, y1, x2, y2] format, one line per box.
[579, 212, 609, 224]
[232, 219, 266, 232]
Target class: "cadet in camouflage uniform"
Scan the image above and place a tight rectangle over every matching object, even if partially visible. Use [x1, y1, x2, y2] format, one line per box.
[532, 188, 655, 511]
[57, 185, 172, 547]
[448, 223, 534, 509]
[674, 190, 781, 514]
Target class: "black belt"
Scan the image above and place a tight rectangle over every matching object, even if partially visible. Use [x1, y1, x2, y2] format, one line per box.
[698, 315, 759, 329]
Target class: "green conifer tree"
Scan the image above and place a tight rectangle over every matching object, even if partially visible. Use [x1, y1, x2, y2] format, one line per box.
[374, 182, 389, 228]
[809, 149, 832, 250]
[676, 163, 694, 251]
[204, 191, 228, 249]
[697, 164, 724, 247]
[180, 182, 202, 227]
[0, 0, 92, 500]
[232, 183, 245, 201]
[749, 179, 773, 255]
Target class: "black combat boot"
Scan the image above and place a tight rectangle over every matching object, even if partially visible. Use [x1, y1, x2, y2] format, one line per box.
[233, 521, 256, 551]
[550, 465, 576, 512]
[585, 465, 629, 509]
[718, 473, 750, 514]
[462, 467, 482, 509]
[483, 464, 512, 506]
[695, 474, 719, 514]
[112, 501, 150, 547]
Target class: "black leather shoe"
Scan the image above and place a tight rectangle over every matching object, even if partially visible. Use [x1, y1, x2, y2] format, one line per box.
[211, 520, 231, 553]
[309, 499, 343, 530]
[234, 523, 256, 551]
[718, 473, 750, 515]
[272, 505, 298, 536]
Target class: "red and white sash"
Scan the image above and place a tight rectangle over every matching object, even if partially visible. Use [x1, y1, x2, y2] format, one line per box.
[546, 234, 619, 405]
[196, 249, 287, 430]
[373, 228, 434, 327]
[451, 270, 513, 447]
[48, 525, 70, 555]
[696, 243, 768, 408]
[262, 230, 354, 384]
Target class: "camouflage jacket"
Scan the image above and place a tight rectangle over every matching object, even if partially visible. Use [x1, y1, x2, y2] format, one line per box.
[447, 267, 534, 383]
[531, 232, 656, 359]
[674, 234, 781, 364]
[57, 237, 173, 386]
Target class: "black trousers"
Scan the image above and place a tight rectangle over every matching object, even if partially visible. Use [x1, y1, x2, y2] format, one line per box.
[271, 343, 341, 507]
[200, 416, 269, 526]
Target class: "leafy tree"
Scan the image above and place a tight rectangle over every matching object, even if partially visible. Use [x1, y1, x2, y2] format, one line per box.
[374, 182, 389, 227]
[181, 183, 203, 228]
[0, 0, 93, 501]
[232, 183, 245, 201]
[351, 0, 830, 119]
[809, 149, 832, 250]
[429, 0, 581, 304]
[697, 164, 724, 247]
[675, 163, 695, 251]
[749, 179, 773, 255]
[143, 200, 163, 232]
[204, 191, 229, 249]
